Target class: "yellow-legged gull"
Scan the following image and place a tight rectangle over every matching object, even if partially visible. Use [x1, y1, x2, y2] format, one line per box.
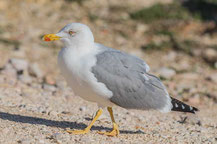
[43, 23, 198, 137]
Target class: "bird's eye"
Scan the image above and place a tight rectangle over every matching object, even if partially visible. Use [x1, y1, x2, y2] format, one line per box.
[68, 30, 75, 35]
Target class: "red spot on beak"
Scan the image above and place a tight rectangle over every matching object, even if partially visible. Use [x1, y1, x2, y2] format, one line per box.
[44, 37, 51, 41]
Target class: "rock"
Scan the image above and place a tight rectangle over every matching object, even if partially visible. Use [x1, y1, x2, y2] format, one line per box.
[202, 48, 217, 63]
[61, 111, 70, 114]
[56, 80, 66, 90]
[9, 58, 28, 71]
[136, 24, 148, 34]
[116, 35, 126, 45]
[120, 12, 129, 20]
[1, 63, 17, 77]
[17, 138, 32, 144]
[188, 94, 200, 104]
[42, 84, 56, 91]
[38, 139, 46, 144]
[166, 51, 177, 61]
[48, 110, 59, 117]
[172, 60, 191, 72]
[179, 61, 191, 71]
[157, 67, 176, 79]
[18, 74, 32, 84]
[191, 49, 202, 57]
[152, 35, 170, 46]
[45, 75, 56, 85]
[19, 104, 26, 108]
[36, 106, 47, 113]
[52, 133, 62, 139]
[214, 62, 217, 69]
[29, 63, 44, 78]
[40, 127, 51, 135]
[79, 106, 86, 112]
[179, 73, 199, 80]
[176, 83, 195, 94]
[51, 133, 66, 143]
[30, 83, 42, 89]
[207, 73, 217, 83]
[79, 137, 91, 143]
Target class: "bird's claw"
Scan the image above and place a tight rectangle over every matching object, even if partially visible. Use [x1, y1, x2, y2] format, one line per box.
[98, 123, 119, 137]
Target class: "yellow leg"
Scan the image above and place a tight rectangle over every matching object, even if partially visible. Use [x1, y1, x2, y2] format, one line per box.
[98, 107, 119, 136]
[67, 108, 102, 134]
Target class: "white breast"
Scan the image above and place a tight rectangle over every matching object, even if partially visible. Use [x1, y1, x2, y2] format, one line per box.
[57, 46, 114, 107]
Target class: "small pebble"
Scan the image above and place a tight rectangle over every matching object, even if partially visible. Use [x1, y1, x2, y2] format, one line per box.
[202, 48, 217, 63]
[214, 62, 217, 69]
[18, 74, 32, 84]
[29, 63, 44, 78]
[45, 75, 56, 85]
[56, 80, 66, 90]
[207, 73, 217, 83]
[42, 84, 56, 91]
[79, 106, 86, 112]
[10, 58, 29, 71]
[48, 110, 59, 117]
[2, 63, 17, 77]
[52, 133, 62, 140]
[157, 67, 176, 79]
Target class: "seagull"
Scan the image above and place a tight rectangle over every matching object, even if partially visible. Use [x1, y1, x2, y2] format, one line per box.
[42, 23, 198, 136]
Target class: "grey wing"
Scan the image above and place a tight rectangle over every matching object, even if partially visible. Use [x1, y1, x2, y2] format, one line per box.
[92, 49, 172, 112]
[95, 43, 150, 72]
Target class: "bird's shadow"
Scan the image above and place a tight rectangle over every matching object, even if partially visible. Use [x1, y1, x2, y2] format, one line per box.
[0, 112, 144, 134]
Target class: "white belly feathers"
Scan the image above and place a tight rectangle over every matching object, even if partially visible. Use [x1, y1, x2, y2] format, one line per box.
[58, 46, 114, 107]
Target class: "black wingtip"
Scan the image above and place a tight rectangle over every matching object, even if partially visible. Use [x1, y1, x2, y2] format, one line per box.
[171, 97, 199, 114]
[190, 106, 199, 114]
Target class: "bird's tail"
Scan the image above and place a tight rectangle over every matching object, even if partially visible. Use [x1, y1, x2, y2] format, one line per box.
[171, 97, 198, 114]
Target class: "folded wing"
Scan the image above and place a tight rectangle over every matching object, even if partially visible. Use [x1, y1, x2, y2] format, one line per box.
[92, 47, 172, 112]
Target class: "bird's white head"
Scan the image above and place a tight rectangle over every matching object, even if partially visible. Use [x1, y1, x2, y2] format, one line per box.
[43, 23, 94, 48]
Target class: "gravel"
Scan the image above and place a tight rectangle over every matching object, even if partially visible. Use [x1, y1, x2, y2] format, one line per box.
[0, 60, 216, 144]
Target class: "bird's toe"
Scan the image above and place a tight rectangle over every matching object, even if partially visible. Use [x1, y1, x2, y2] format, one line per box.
[98, 123, 119, 137]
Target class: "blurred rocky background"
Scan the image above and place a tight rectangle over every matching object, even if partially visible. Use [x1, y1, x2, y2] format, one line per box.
[0, 0, 216, 143]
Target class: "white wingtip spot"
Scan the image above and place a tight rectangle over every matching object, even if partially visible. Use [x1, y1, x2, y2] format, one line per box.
[175, 103, 178, 108]
[189, 106, 193, 111]
[182, 105, 185, 109]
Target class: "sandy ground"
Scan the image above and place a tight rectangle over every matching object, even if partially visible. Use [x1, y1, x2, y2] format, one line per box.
[0, 75, 216, 144]
[0, 73, 216, 144]
[0, 0, 217, 143]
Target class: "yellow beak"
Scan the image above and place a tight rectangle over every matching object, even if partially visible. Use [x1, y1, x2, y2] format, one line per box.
[42, 34, 61, 41]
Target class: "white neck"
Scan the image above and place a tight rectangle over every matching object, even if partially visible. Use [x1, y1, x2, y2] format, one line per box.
[65, 42, 95, 57]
